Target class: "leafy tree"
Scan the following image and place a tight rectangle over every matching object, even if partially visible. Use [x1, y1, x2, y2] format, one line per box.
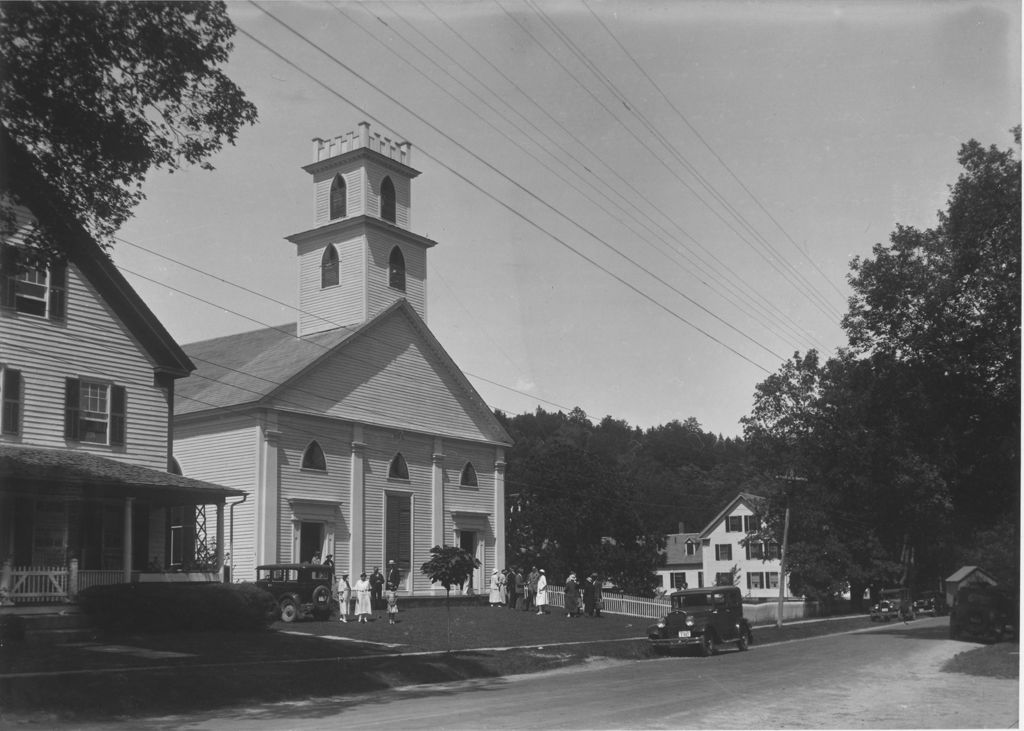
[420, 545, 480, 651]
[0, 1, 257, 265]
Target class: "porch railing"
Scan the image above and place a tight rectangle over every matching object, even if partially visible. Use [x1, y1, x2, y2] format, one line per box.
[5, 565, 69, 604]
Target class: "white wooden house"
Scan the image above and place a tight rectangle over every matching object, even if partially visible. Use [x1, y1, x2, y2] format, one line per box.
[700, 492, 790, 600]
[0, 134, 242, 605]
[173, 123, 514, 595]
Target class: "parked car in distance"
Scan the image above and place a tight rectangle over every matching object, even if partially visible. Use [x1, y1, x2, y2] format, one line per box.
[870, 588, 914, 622]
[255, 563, 334, 622]
[647, 586, 753, 657]
[949, 584, 1017, 643]
[869, 599, 899, 622]
[913, 590, 949, 617]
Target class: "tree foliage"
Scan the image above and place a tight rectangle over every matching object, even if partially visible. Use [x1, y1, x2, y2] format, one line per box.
[742, 129, 1020, 602]
[0, 1, 257, 264]
[420, 545, 480, 598]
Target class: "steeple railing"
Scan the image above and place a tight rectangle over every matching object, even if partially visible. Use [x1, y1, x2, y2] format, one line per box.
[312, 122, 412, 166]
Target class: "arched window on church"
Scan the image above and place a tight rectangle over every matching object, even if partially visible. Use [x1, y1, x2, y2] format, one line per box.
[302, 440, 327, 471]
[330, 174, 346, 219]
[388, 246, 406, 291]
[380, 176, 396, 223]
[169, 457, 183, 475]
[321, 245, 339, 288]
[389, 452, 409, 480]
[460, 462, 478, 487]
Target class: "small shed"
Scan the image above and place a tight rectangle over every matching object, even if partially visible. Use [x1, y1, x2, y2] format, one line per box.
[944, 565, 998, 607]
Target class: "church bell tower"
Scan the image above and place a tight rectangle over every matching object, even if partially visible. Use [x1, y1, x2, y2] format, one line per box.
[286, 122, 436, 337]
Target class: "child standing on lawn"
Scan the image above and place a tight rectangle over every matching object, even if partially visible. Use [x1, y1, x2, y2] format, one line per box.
[386, 588, 398, 624]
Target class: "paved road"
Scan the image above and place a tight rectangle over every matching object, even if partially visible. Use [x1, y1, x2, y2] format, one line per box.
[74, 617, 1019, 729]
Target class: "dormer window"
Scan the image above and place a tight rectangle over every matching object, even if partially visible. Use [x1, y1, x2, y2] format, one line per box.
[321, 245, 339, 288]
[380, 176, 396, 223]
[329, 174, 347, 219]
[1, 244, 67, 322]
[388, 247, 405, 291]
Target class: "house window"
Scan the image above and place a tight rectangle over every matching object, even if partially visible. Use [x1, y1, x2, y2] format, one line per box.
[1, 366, 22, 435]
[726, 516, 743, 532]
[1, 244, 67, 322]
[746, 542, 765, 560]
[389, 452, 409, 480]
[697, 571, 704, 588]
[714, 544, 732, 561]
[767, 572, 780, 589]
[747, 572, 764, 590]
[321, 246, 339, 288]
[685, 541, 696, 556]
[329, 174, 346, 219]
[167, 506, 195, 568]
[715, 572, 734, 587]
[744, 514, 760, 532]
[388, 246, 406, 291]
[380, 176, 396, 222]
[64, 378, 126, 446]
[460, 462, 478, 487]
[766, 543, 781, 560]
[670, 572, 688, 589]
[302, 440, 327, 471]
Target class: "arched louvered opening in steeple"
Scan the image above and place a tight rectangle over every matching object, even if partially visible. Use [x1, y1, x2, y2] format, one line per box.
[330, 174, 347, 219]
[388, 246, 406, 291]
[321, 245, 339, 288]
[380, 176, 396, 223]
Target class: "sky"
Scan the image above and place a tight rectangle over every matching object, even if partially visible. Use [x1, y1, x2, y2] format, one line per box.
[114, 0, 1021, 437]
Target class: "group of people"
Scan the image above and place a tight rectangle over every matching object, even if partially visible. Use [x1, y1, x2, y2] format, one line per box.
[563, 572, 603, 618]
[489, 566, 550, 613]
[335, 559, 402, 624]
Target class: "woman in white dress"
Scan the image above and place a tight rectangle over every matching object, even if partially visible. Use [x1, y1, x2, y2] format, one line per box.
[488, 568, 503, 606]
[353, 572, 372, 622]
[535, 569, 548, 615]
[337, 573, 352, 623]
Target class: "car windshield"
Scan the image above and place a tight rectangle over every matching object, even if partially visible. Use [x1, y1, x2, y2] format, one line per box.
[674, 593, 712, 609]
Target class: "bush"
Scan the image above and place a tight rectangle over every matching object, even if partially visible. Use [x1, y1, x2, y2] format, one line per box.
[78, 582, 277, 633]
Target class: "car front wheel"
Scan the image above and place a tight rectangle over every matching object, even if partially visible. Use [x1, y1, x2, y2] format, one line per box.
[280, 597, 299, 623]
[699, 632, 717, 657]
[737, 631, 749, 651]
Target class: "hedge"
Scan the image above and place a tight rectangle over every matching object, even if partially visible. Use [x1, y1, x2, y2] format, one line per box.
[77, 582, 278, 632]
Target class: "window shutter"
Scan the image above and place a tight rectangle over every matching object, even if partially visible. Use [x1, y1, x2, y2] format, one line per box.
[110, 385, 126, 446]
[64, 378, 81, 440]
[2, 368, 21, 435]
[0, 245, 17, 309]
[48, 258, 67, 322]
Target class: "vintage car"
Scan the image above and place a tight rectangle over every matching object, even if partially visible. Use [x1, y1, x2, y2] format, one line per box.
[913, 590, 949, 617]
[255, 563, 334, 622]
[949, 584, 1017, 643]
[647, 586, 753, 656]
[870, 588, 914, 622]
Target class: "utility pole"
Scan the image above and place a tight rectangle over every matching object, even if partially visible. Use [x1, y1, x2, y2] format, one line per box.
[775, 467, 807, 629]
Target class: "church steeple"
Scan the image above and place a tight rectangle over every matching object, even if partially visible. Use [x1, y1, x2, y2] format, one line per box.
[286, 122, 436, 337]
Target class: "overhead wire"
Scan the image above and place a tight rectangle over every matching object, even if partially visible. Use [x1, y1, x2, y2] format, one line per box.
[242, 1, 782, 373]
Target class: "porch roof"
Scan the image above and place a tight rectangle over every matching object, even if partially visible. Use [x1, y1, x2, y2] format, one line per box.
[0, 445, 245, 503]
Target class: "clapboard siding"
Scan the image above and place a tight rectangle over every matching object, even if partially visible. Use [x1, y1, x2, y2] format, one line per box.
[268, 311, 496, 443]
[362, 425, 434, 593]
[364, 161, 412, 229]
[366, 230, 426, 320]
[174, 416, 259, 580]
[296, 234, 366, 336]
[312, 164, 363, 224]
[1, 261, 169, 468]
[276, 413, 352, 566]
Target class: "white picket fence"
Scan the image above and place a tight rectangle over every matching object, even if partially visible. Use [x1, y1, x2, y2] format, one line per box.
[5, 565, 68, 604]
[546, 585, 671, 620]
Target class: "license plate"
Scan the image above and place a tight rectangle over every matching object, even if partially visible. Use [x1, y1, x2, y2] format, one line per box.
[678, 630, 690, 638]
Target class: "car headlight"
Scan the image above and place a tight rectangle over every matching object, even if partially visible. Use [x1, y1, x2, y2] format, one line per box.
[685, 616, 694, 627]
[656, 620, 666, 629]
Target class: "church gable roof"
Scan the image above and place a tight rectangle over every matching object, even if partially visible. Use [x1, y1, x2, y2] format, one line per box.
[176, 300, 512, 446]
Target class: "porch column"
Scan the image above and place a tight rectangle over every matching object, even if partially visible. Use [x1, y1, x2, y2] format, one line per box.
[431, 438, 444, 548]
[123, 496, 134, 582]
[494, 450, 506, 572]
[216, 502, 225, 579]
[350, 423, 366, 580]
